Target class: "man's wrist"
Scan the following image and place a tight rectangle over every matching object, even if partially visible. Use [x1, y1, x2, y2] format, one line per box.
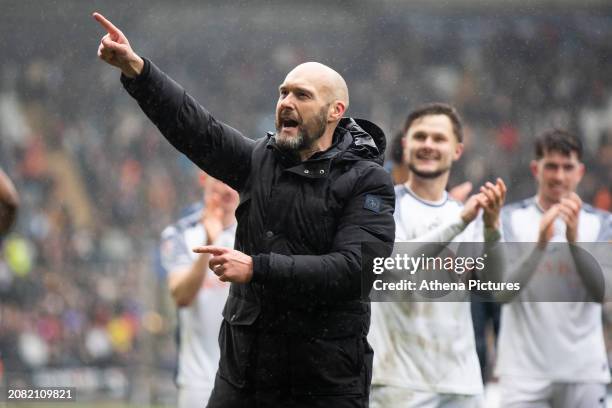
[460, 209, 474, 225]
[122, 55, 144, 78]
[483, 216, 500, 231]
[121, 56, 149, 84]
[204, 229, 217, 245]
[484, 226, 501, 242]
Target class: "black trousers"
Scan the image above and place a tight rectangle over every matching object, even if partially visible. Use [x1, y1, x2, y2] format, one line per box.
[471, 296, 501, 382]
[206, 375, 369, 408]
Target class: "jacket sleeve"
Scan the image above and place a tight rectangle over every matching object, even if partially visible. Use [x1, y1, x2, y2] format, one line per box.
[120, 59, 254, 192]
[252, 164, 396, 301]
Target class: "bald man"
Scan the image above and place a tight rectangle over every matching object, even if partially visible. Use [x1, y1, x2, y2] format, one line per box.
[94, 13, 395, 408]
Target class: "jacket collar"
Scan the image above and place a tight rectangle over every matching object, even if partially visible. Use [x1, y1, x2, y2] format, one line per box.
[265, 117, 386, 178]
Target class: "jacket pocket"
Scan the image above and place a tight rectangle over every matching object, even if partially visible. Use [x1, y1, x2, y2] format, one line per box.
[289, 334, 365, 396]
[217, 294, 259, 388]
[222, 290, 260, 326]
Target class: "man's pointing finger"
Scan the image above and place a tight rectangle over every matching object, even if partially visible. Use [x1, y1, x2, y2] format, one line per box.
[93, 12, 121, 36]
[192, 245, 228, 256]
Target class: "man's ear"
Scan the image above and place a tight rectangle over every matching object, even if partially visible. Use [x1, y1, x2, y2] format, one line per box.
[453, 142, 464, 161]
[401, 134, 409, 164]
[329, 101, 346, 122]
[577, 162, 585, 182]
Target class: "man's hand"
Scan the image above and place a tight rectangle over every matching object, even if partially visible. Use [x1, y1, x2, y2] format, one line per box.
[558, 192, 582, 243]
[538, 204, 561, 248]
[193, 246, 253, 283]
[93, 12, 144, 78]
[476, 178, 507, 230]
[461, 193, 483, 224]
[460, 179, 506, 228]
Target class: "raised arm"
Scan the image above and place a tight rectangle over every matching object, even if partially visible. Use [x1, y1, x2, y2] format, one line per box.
[93, 12, 254, 191]
[0, 168, 19, 235]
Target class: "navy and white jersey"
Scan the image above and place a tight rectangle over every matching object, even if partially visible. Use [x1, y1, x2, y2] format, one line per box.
[160, 204, 235, 392]
[496, 197, 611, 383]
[369, 185, 484, 395]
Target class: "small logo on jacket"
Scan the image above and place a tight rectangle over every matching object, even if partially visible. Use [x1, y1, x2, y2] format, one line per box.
[364, 194, 382, 213]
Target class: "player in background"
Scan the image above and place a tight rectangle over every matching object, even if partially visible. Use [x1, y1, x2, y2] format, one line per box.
[0, 167, 19, 236]
[369, 103, 506, 408]
[160, 174, 239, 408]
[496, 129, 610, 407]
[391, 116, 500, 386]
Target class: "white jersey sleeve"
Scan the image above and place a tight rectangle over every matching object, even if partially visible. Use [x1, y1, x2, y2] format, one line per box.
[160, 205, 204, 273]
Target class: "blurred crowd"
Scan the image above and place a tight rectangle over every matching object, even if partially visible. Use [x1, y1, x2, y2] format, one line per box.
[0, 4, 611, 387]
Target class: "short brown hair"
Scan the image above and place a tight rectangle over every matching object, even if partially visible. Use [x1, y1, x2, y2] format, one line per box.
[534, 129, 583, 160]
[403, 103, 463, 142]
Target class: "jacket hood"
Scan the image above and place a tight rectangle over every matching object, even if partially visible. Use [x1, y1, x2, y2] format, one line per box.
[267, 117, 387, 166]
[336, 118, 387, 165]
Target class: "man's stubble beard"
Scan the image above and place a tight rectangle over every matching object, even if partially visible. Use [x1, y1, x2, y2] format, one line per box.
[275, 104, 329, 153]
[408, 163, 451, 179]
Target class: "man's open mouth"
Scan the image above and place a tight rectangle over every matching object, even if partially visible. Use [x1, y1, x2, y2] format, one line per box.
[281, 118, 300, 130]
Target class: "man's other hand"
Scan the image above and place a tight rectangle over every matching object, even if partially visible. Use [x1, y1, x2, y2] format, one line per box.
[193, 246, 253, 283]
[538, 204, 561, 248]
[477, 178, 507, 230]
[558, 192, 582, 243]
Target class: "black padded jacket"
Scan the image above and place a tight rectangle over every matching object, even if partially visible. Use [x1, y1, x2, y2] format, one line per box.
[121, 59, 395, 396]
